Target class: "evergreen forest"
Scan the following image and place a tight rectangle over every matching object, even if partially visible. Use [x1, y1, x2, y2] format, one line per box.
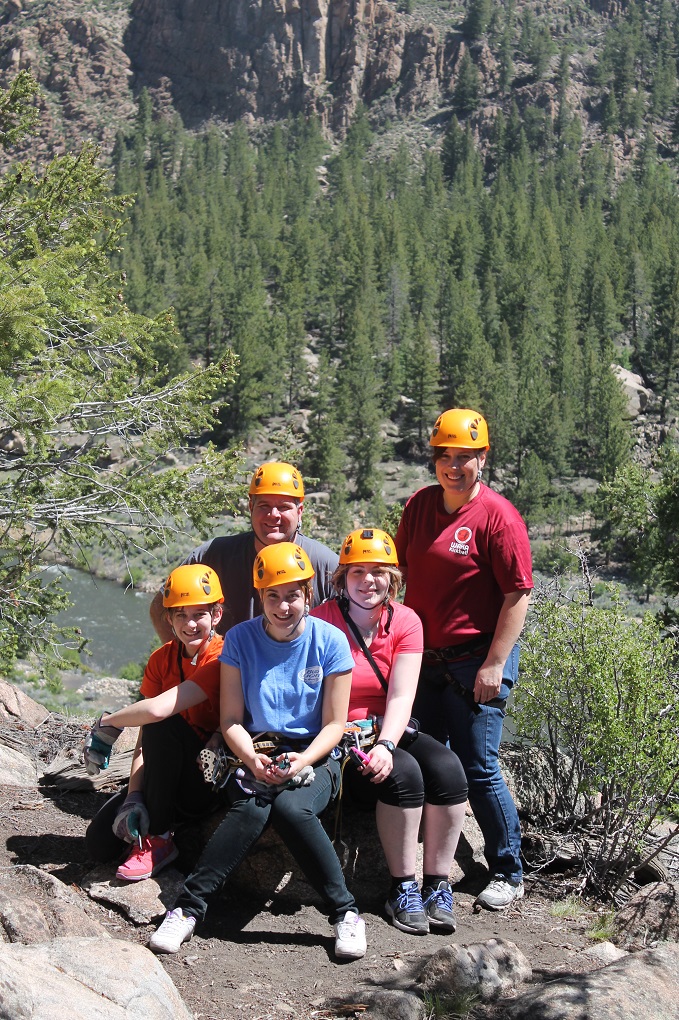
[108, 0, 679, 550]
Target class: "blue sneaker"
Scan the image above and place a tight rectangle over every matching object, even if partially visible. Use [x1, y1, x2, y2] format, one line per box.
[422, 880, 456, 933]
[385, 880, 429, 935]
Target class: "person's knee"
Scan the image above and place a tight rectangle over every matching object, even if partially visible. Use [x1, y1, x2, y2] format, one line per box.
[141, 714, 185, 754]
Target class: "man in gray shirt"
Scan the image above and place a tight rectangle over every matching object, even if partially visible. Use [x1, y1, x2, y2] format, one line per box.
[150, 461, 338, 643]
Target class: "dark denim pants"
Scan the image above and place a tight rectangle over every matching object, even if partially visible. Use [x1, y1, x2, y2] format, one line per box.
[176, 756, 356, 925]
[413, 644, 523, 884]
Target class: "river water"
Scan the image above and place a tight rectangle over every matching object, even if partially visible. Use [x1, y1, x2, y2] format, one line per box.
[48, 565, 156, 676]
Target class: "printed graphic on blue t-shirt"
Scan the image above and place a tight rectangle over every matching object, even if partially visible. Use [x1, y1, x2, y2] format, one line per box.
[220, 616, 353, 737]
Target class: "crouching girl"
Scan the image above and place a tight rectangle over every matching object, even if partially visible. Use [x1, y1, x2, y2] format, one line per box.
[84, 565, 225, 880]
[149, 542, 367, 960]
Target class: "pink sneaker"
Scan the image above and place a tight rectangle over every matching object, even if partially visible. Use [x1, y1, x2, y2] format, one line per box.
[116, 834, 178, 882]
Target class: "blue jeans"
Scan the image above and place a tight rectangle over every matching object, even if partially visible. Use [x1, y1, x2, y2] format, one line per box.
[176, 756, 357, 925]
[413, 645, 523, 884]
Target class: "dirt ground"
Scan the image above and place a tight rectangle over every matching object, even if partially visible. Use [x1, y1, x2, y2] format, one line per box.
[0, 759, 608, 1020]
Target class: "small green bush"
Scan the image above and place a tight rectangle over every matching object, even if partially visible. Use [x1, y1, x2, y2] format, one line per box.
[120, 661, 144, 683]
[514, 572, 679, 899]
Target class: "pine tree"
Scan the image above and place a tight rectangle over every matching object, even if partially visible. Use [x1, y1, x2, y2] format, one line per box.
[464, 0, 492, 40]
[453, 51, 481, 117]
[0, 73, 241, 672]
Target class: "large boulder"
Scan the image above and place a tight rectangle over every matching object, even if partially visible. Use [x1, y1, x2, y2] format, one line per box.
[502, 942, 679, 1020]
[417, 939, 532, 1002]
[82, 864, 186, 925]
[612, 365, 653, 419]
[0, 865, 108, 943]
[0, 937, 193, 1019]
[0, 680, 50, 728]
[614, 881, 679, 949]
[0, 743, 39, 786]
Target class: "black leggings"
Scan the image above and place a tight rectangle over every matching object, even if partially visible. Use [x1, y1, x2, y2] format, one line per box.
[342, 731, 468, 809]
[85, 714, 221, 862]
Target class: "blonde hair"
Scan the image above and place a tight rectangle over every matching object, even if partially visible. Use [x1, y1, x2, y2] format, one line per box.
[332, 562, 403, 600]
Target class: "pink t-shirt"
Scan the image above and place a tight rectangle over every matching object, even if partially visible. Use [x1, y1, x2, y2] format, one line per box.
[311, 599, 423, 720]
[395, 483, 533, 650]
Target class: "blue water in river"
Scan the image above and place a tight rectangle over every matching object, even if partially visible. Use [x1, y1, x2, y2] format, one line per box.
[46, 565, 156, 675]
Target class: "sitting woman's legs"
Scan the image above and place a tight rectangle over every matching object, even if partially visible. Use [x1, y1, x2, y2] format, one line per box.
[404, 732, 468, 876]
[270, 758, 356, 923]
[141, 715, 218, 835]
[174, 779, 273, 923]
[85, 789, 128, 862]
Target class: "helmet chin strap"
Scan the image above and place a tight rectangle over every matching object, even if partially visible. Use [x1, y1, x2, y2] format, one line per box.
[339, 590, 393, 633]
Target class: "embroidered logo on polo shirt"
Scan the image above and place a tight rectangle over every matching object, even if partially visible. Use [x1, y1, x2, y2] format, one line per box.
[299, 666, 323, 685]
[449, 526, 472, 556]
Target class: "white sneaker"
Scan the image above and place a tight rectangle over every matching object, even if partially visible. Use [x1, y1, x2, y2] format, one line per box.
[475, 876, 525, 911]
[334, 910, 367, 959]
[148, 908, 196, 953]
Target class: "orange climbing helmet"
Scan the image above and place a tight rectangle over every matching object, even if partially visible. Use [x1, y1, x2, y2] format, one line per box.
[339, 528, 399, 566]
[253, 542, 315, 589]
[429, 408, 490, 450]
[163, 565, 224, 608]
[248, 462, 304, 499]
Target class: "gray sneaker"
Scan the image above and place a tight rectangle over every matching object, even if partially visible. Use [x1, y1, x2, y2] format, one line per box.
[148, 908, 196, 953]
[422, 880, 456, 932]
[475, 876, 525, 911]
[385, 880, 429, 935]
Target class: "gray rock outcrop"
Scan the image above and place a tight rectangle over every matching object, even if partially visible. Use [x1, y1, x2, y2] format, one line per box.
[614, 881, 679, 949]
[612, 365, 653, 419]
[417, 938, 532, 1002]
[502, 941, 679, 1020]
[125, 0, 468, 132]
[0, 742, 39, 786]
[82, 863, 186, 925]
[0, 679, 50, 729]
[0, 937, 193, 1019]
[0, 864, 108, 943]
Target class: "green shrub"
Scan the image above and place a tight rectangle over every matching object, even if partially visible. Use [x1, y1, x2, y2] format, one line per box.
[514, 573, 679, 899]
[120, 661, 144, 683]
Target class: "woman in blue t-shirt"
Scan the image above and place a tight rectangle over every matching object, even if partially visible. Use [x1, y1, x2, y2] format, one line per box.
[148, 543, 367, 961]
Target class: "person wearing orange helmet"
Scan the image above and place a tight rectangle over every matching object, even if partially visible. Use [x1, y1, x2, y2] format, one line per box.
[84, 565, 227, 881]
[149, 543, 367, 961]
[312, 529, 468, 936]
[149, 461, 338, 642]
[395, 409, 533, 911]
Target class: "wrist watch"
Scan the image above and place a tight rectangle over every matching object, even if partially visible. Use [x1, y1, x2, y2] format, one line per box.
[375, 739, 396, 754]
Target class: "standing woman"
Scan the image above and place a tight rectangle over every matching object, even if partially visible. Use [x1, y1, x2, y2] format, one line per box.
[312, 529, 468, 935]
[149, 543, 367, 960]
[395, 409, 533, 910]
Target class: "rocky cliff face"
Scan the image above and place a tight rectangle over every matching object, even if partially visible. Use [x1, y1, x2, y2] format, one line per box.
[125, 0, 471, 133]
[0, 0, 613, 152]
[0, 0, 135, 159]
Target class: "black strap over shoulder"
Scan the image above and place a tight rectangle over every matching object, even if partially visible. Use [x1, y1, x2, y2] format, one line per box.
[337, 596, 389, 694]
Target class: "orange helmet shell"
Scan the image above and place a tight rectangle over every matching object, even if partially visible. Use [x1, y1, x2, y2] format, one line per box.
[430, 408, 489, 449]
[249, 462, 304, 499]
[340, 528, 398, 566]
[163, 565, 224, 608]
[253, 542, 315, 589]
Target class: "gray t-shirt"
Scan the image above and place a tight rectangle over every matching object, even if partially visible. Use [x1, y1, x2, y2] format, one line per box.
[183, 531, 338, 634]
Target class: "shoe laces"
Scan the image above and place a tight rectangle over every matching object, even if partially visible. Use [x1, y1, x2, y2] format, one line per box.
[395, 881, 424, 913]
[426, 882, 453, 911]
[487, 876, 512, 892]
[336, 911, 361, 938]
[162, 908, 191, 931]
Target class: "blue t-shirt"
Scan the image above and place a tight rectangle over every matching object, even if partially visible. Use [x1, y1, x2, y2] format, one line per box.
[219, 616, 353, 738]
